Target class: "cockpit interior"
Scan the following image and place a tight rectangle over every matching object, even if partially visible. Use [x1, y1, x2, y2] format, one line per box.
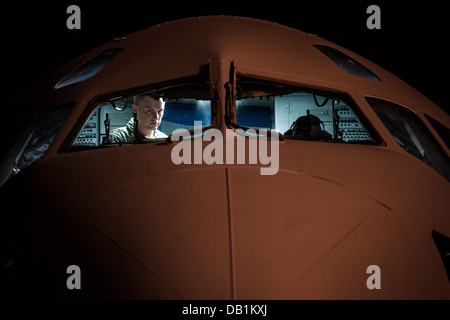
[72, 75, 380, 147]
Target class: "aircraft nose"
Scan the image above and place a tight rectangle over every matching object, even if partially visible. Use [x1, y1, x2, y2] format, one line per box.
[76, 166, 401, 299]
[224, 167, 426, 299]
[80, 167, 232, 299]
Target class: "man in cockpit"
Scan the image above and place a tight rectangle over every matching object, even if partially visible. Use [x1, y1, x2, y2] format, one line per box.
[109, 94, 168, 143]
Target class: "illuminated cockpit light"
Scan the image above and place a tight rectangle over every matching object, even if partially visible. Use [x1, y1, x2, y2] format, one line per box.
[54, 48, 123, 89]
[314, 45, 381, 82]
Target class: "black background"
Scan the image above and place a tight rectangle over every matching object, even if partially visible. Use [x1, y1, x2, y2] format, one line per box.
[2, 1, 450, 114]
[0, 1, 449, 308]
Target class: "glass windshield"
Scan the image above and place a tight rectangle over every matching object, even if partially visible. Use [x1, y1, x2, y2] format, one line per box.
[55, 48, 123, 89]
[235, 75, 381, 144]
[367, 97, 450, 181]
[314, 45, 381, 82]
[425, 114, 450, 150]
[72, 75, 212, 147]
[0, 103, 74, 187]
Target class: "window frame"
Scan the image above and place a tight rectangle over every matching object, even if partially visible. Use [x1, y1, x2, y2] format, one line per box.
[230, 73, 384, 146]
[366, 97, 450, 181]
[61, 74, 218, 152]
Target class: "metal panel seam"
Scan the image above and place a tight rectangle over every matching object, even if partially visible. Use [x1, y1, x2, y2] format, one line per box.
[225, 167, 236, 299]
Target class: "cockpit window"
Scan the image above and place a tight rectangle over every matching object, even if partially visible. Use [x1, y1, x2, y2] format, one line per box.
[55, 48, 123, 89]
[0, 103, 74, 187]
[71, 75, 212, 147]
[235, 75, 381, 145]
[425, 114, 450, 150]
[314, 45, 381, 82]
[367, 97, 450, 181]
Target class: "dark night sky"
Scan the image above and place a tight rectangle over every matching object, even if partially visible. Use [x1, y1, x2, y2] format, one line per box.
[3, 1, 450, 114]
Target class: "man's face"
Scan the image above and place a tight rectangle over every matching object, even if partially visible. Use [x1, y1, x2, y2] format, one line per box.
[132, 96, 165, 131]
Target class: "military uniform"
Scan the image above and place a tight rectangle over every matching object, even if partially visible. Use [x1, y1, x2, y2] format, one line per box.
[109, 117, 167, 143]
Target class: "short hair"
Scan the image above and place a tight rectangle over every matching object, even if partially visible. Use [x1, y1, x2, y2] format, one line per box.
[134, 93, 164, 106]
